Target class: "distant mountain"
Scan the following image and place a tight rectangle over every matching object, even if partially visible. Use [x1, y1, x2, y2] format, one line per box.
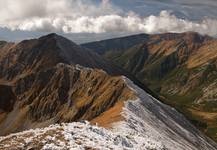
[82, 33, 150, 55]
[0, 33, 124, 81]
[0, 33, 217, 149]
[83, 32, 217, 141]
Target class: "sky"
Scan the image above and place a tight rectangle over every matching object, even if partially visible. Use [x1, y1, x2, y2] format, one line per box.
[0, 0, 217, 43]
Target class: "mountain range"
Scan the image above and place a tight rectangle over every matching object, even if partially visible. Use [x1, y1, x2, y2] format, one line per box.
[0, 33, 217, 149]
[83, 32, 217, 142]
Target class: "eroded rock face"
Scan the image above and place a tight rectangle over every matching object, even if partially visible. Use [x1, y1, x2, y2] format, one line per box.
[0, 39, 136, 135]
[0, 34, 136, 135]
[0, 63, 135, 135]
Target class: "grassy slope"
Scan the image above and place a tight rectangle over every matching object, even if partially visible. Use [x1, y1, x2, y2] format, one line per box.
[111, 54, 217, 141]
[143, 64, 217, 141]
[83, 32, 217, 142]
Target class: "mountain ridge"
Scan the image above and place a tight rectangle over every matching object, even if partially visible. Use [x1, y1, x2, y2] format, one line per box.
[0, 33, 217, 149]
[1, 75, 217, 150]
[0, 34, 138, 135]
[83, 32, 217, 141]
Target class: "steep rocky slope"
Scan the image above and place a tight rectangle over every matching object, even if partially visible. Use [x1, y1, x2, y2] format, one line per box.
[83, 32, 217, 141]
[0, 64, 135, 135]
[0, 34, 136, 135]
[0, 76, 217, 150]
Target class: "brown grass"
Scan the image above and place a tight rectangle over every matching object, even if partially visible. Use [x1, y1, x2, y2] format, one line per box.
[187, 41, 217, 68]
[90, 101, 125, 128]
[189, 108, 217, 122]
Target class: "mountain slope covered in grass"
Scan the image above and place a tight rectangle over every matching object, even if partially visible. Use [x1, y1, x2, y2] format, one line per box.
[83, 32, 217, 141]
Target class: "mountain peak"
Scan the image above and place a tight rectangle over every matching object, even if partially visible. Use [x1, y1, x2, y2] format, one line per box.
[39, 33, 58, 39]
[0, 33, 122, 80]
[38, 33, 70, 42]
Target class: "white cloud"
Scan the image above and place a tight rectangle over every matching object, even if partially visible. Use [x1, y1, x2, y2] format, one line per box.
[0, 0, 217, 36]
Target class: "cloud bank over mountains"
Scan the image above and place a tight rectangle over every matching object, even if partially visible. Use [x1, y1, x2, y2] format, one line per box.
[0, 0, 217, 36]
